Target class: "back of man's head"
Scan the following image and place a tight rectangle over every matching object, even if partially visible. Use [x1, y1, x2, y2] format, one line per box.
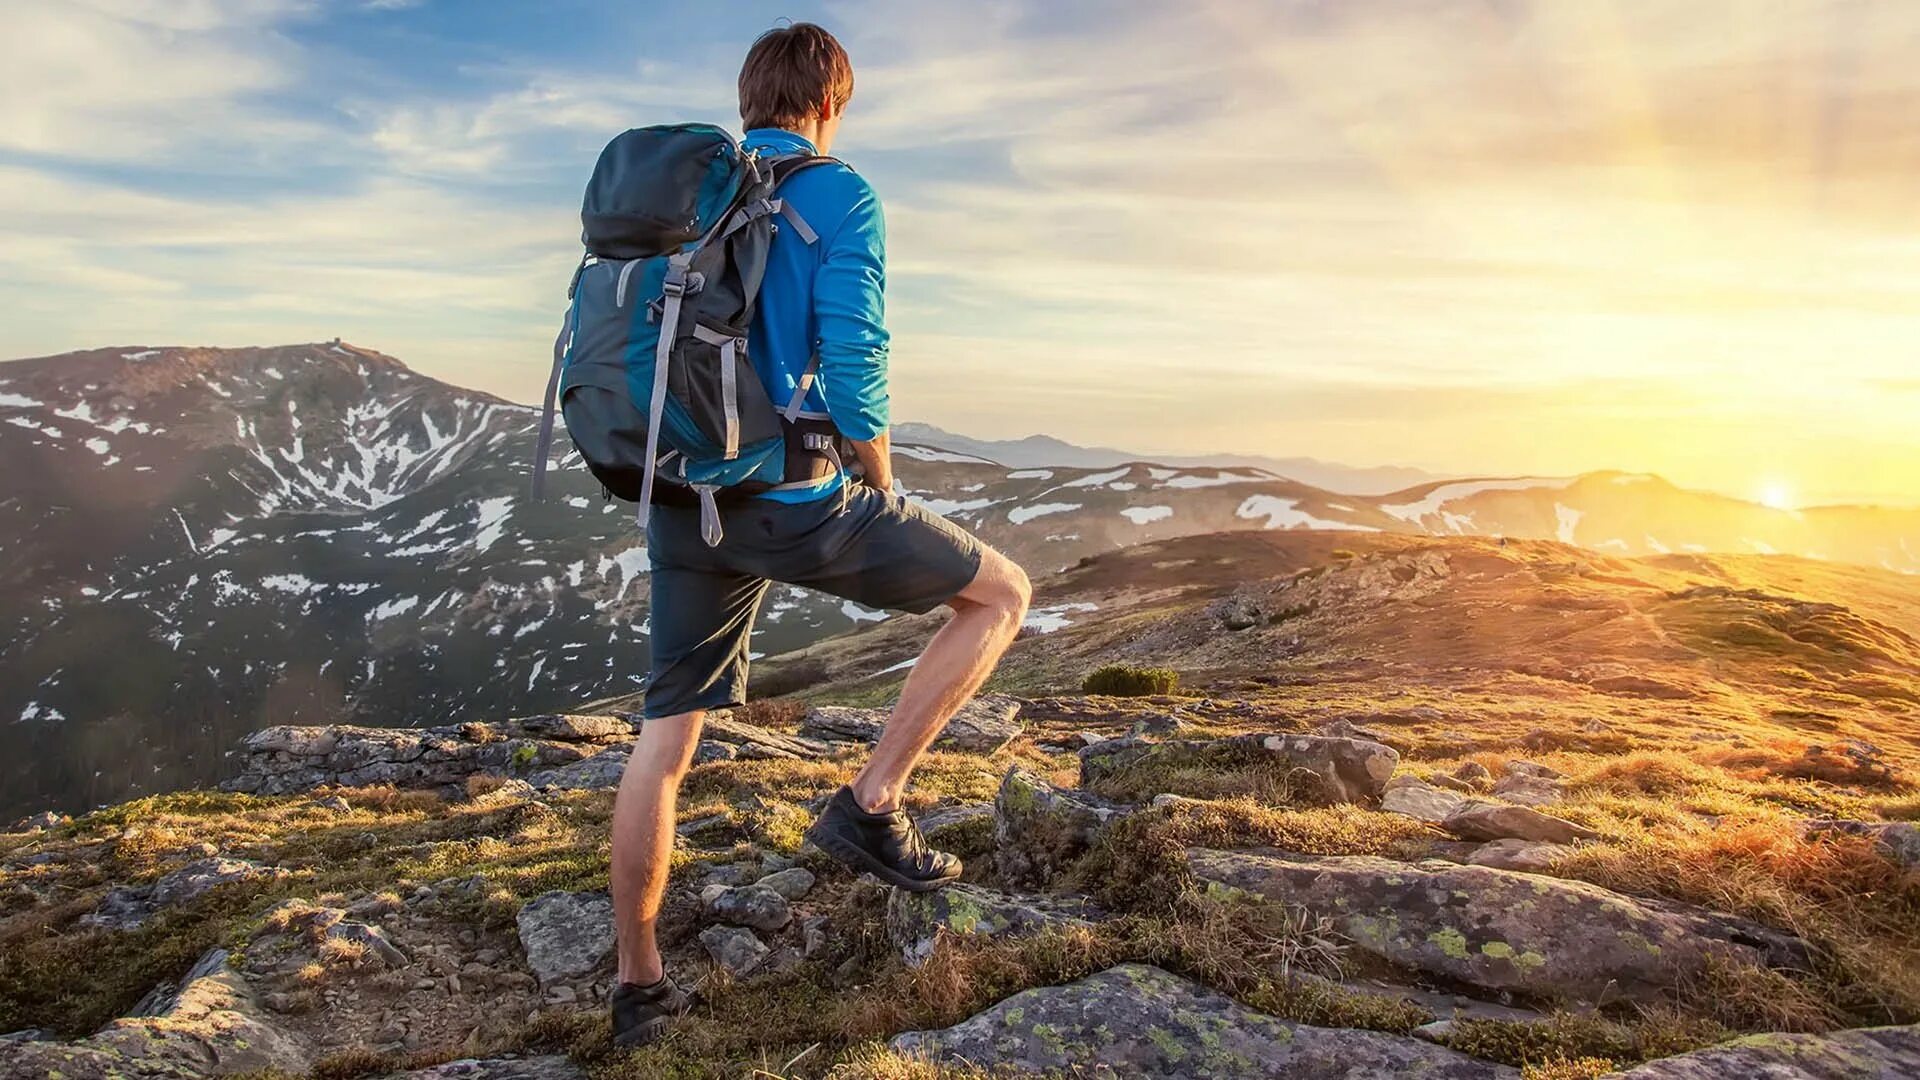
[738, 23, 854, 131]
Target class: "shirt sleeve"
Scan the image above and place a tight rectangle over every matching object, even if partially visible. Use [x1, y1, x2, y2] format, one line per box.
[812, 182, 890, 442]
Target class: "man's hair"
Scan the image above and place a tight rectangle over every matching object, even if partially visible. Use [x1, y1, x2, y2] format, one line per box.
[738, 23, 854, 131]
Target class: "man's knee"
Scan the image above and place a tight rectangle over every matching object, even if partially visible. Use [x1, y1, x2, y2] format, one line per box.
[970, 548, 1031, 619]
[627, 710, 706, 781]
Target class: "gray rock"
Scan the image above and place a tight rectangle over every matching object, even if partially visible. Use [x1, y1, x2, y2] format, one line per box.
[525, 745, 631, 791]
[699, 925, 769, 977]
[1467, 839, 1572, 874]
[700, 712, 830, 760]
[691, 740, 739, 764]
[1454, 761, 1493, 786]
[1380, 775, 1468, 823]
[892, 963, 1515, 1079]
[380, 1055, 588, 1079]
[916, 802, 993, 843]
[519, 713, 636, 741]
[1444, 803, 1597, 845]
[82, 857, 288, 931]
[703, 884, 792, 931]
[886, 883, 1096, 967]
[1188, 848, 1807, 1003]
[1806, 819, 1920, 870]
[994, 767, 1132, 889]
[1504, 760, 1566, 781]
[0, 948, 310, 1080]
[1492, 773, 1566, 806]
[753, 867, 816, 901]
[799, 694, 1023, 754]
[1214, 594, 1265, 631]
[515, 891, 614, 986]
[0, 1029, 51, 1044]
[1603, 1023, 1920, 1078]
[13, 811, 69, 833]
[1079, 732, 1398, 804]
[326, 921, 410, 969]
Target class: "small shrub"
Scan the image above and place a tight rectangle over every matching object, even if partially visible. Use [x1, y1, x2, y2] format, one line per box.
[1083, 665, 1178, 697]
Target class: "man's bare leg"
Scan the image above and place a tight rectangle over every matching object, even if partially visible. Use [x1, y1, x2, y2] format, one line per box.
[850, 547, 1032, 813]
[611, 709, 706, 985]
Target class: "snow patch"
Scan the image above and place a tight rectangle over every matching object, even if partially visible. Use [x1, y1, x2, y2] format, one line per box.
[1008, 502, 1080, 524]
[1064, 467, 1131, 488]
[1554, 504, 1584, 544]
[909, 495, 997, 517]
[123, 349, 162, 361]
[1381, 477, 1576, 522]
[841, 600, 887, 624]
[894, 444, 994, 465]
[1236, 496, 1378, 532]
[1006, 469, 1053, 480]
[1024, 602, 1099, 634]
[1121, 505, 1173, 524]
[471, 496, 515, 553]
[1159, 470, 1269, 489]
[370, 596, 421, 621]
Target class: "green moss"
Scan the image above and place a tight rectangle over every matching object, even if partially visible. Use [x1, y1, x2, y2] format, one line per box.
[1082, 665, 1179, 697]
[1427, 927, 1470, 959]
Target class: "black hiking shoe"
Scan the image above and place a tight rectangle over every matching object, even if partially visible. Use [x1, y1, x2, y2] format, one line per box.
[804, 786, 962, 892]
[610, 974, 698, 1048]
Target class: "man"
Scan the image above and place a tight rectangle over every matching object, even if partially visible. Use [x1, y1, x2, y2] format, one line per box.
[606, 23, 1032, 1047]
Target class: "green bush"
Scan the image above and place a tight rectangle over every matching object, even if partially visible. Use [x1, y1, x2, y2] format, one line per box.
[1082, 665, 1178, 697]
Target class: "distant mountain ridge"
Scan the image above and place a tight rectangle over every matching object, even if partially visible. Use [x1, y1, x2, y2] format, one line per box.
[1, 342, 1916, 816]
[891, 421, 1446, 495]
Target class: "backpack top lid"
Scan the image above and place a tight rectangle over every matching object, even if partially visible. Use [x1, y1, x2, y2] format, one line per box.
[581, 123, 748, 260]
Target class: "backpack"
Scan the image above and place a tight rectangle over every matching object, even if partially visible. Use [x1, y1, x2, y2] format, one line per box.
[531, 123, 842, 546]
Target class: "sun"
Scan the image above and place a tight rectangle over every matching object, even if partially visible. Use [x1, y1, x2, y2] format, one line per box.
[1759, 481, 1796, 511]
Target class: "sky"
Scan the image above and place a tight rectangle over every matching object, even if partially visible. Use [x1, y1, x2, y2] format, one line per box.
[3, 0, 1918, 508]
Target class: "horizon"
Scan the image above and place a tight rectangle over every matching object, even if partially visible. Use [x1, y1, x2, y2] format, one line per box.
[5, 1, 1920, 507]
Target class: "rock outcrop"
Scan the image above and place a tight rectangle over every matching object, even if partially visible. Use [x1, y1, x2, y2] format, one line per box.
[1603, 1023, 1920, 1078]
[891, 963, 1516, 1079]
[799, 694, 1023, 754]
[377, 1058, 587, 1080]
[1079, 732, 1398, 804]
[82, 858, 288, 931]
[886, 883, 1096, 967]
[1188, 848, 1806, 1003]
[994, 768, 1132, 889]
[1443, 803, 1599, 845]
[0, 949, 310, 1080]
[514, 891, 614, 987]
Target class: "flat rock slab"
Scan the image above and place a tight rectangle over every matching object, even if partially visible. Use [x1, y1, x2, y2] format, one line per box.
[516, 890, 614, 986]
[526, 745, 631, 791]
[887, 883, 1097, 967]
[1188, 848, 1805, 1004]
[0, 948, 310, 1080]
[1444, 803, 1598, 845]
[1079, 732, 1398, 804]
[380, 1057, 588, 1080]
[892, 963, 1515, 1079]
[1467, 839, 1572, 874]
[1604, 1023, 1920, 1079]
[700, 713, 831, 760]
[1381, 776, 1469, 823]
[800, 694, 1022, 754]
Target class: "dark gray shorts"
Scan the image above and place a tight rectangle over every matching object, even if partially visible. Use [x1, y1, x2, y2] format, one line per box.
[643, 484, 985, 718]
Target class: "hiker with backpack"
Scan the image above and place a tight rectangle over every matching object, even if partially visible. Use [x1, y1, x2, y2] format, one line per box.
[531, 23, 1033, 1046]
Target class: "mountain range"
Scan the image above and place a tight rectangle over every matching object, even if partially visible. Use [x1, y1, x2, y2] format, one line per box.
[1, 342, 1915, 817]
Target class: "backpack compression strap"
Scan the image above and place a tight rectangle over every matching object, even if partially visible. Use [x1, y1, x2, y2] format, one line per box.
[530, 256, 589, 500]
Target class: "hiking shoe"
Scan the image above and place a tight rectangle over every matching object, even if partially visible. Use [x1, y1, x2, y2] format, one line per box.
[804, 786, 962, 892]
[610, 974, 698, 1048]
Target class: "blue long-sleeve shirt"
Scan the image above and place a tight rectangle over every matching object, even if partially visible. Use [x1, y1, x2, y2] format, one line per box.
[742, 128, 889, 502]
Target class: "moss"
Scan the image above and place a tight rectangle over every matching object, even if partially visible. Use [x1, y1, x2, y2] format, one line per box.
[1427, 927, 1470, 959]
[1082, 665, 1179, 697]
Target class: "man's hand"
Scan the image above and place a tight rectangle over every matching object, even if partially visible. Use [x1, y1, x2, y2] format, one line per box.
[848, 430, 894, 493]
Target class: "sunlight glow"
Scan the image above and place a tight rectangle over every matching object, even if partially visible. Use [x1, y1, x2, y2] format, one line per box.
[1759, 482, 1796, 511]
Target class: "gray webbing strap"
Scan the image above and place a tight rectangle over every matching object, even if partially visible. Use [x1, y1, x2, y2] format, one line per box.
[690, 325, 745, 460]
[777, 199, 818, 244]
[693, 485, 724, 547]
[781, 353, 821, 422]
[637, 253, 692, 528]
[530, 308, 572, 500]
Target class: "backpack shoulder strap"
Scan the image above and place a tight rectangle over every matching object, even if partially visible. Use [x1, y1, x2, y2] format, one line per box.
[760, 154, 844, 245]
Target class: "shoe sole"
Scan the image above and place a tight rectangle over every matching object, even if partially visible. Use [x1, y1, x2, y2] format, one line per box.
[804, 821, 961, 893]
[612, 1015, 670, 1048]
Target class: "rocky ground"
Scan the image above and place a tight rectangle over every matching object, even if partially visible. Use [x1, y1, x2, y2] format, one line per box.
[2, 536, 1917, 1078]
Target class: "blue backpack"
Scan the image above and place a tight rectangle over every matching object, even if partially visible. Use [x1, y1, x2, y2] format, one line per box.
[532, 123, 842, 545]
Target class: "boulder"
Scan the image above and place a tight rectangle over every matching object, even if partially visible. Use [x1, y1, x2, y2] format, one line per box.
[754, 867, 816, 901]
[515, 891, 614, 986]
[1443, 803, 1597, 845]
[699, 926, 769, 977]
[1504, 760, 1565, 780]
[1080, 733, 1397, 804]
[916, 802, 993, 844]
[700, 712, 830, 760]
[1466, 839, 1571, 874]
[1491, 773, 1566, 807]
[1603, 1023, 1920, 1078]
[703, 884, 792, 931]
[994, 768, 1132, 889]
[0, 948, 310, 1080]
[1806, 820, 1920, 870]
[886, 883, 1096, 967]
[891, 963, 1515, 1079]
[378, 1058, 587, 1080]
[1188, 848, 1807, 1003]
[82, 857, 288, 931]
[518, 714, 636, 741]
[799, 694, 1023, 754]
[1380, 776, 1468, 823]
[525, 746, 631, 791]
[1454, 761, 1493, 786]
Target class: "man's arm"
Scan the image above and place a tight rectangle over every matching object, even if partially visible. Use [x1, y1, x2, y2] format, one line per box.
[812, 179, 891, 489]
[849, 429, 893, 492]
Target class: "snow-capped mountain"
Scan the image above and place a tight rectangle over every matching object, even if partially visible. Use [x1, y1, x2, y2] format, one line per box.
[2, 343, 1915, 816]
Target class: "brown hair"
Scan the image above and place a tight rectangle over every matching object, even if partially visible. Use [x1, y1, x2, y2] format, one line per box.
[737, 23, 854, 131]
